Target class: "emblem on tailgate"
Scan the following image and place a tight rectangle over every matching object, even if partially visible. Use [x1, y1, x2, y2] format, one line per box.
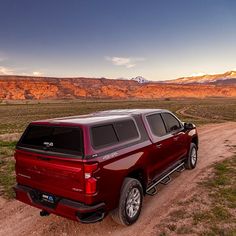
[43, 142, 53, 147]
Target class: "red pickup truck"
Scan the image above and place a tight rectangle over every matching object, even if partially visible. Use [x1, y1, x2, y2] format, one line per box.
[14, 109, 198, 225]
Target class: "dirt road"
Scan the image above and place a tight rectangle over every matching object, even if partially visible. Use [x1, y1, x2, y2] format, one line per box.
[176, 106, 226, 122]
[0, 122, 235, 236]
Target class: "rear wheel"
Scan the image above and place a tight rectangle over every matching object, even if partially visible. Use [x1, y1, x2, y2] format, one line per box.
[111, 178, 143, 226]
[185, 143, 198, 169]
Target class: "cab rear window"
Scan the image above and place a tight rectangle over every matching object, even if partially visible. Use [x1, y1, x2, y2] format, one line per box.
[18, 125, 83, 156]
[91, 119, 139, 149]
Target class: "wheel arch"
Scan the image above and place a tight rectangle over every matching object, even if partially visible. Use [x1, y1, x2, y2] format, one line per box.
[191, 135, 198, 149]
[126, 168, 147, 194]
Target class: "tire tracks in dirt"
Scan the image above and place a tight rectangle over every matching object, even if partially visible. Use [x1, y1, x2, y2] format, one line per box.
[176, 106, 227, 123]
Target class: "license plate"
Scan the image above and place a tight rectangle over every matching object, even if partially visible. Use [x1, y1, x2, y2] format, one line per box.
[41, 193, 55, 204]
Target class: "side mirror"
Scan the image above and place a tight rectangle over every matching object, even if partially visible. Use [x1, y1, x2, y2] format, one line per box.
[170, 125, 179, 131]
[184, 122, 194, 130]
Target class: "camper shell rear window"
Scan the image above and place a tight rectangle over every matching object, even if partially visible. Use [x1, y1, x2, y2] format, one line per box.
[18, 124, 83, 157]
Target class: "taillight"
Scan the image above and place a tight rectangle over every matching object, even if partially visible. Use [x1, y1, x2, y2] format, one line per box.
[84, 163, 98, 194]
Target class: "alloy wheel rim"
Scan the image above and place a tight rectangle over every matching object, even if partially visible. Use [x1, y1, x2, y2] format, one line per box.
[191, 147, 197, 165]
[126, 187, 141, 218]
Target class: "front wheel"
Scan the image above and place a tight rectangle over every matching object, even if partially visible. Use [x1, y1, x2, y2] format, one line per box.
[185, 143, 198, 169]
[111, 178, 143, 226]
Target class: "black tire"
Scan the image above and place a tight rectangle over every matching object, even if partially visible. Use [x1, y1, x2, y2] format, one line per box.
[185, 143, 198, 169]
[111, 177, 143, 226]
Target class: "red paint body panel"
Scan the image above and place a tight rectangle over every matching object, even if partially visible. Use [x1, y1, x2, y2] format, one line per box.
[14, 109, 198, 223]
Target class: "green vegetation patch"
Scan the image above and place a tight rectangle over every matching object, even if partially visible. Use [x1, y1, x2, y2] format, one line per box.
[0, 140, 17, 157]
[0, 141, 17, 198]
[0, 158, 15, 198]
[156, 155, 236, 236]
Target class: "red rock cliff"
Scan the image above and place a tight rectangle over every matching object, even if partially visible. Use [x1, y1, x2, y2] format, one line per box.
[0, 76, 236, 100]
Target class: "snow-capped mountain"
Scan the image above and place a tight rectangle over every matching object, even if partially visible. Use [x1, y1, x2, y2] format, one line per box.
[131, 76, 149, 84]
[164, 71, 236, 85]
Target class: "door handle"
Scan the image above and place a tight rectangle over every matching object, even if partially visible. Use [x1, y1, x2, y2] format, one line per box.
[156, 143, 162, 148]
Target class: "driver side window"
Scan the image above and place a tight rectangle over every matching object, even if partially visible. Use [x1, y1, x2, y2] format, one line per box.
[161, 113, 181, 133]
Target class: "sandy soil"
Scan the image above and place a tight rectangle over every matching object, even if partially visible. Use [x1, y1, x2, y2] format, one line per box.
[0, 122, 235, 236]
[0, 133, 21, 142]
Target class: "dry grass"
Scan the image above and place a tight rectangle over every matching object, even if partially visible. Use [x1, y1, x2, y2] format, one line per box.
[0, 98, 235, 135]
[0, 141, 17, 198]
[156, 154, 236, 236]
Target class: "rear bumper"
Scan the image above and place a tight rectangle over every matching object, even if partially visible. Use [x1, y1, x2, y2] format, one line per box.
[14, 184, 106, 223]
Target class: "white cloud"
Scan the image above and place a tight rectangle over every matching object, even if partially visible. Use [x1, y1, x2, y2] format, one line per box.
[33, 71, 43, 76]
[0, 66, 14, 75]
[106, 56, 145, 68]
[0, 66, 44, 76]
[190, 72, 206, 77]
[126, 64, 136, 68]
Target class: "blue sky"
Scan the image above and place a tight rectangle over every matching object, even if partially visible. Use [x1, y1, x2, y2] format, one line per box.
[0, 0, 236, 81]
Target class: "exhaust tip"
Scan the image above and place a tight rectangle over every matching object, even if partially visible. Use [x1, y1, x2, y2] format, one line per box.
[40, 210, 50, 217]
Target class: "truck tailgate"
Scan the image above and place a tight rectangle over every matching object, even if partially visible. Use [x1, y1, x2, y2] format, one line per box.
[15, 149, 85, 202]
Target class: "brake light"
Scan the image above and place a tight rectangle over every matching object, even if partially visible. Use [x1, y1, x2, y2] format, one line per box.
[84, 163, 98, 194]
[85, 177, 97, 194]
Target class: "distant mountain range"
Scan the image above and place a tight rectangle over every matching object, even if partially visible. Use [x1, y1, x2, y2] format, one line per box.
[125, 71, 236, 85]
[117, 76, 149, 84]
[163, 71, 236, 85]
[0, 71, 235, 100]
